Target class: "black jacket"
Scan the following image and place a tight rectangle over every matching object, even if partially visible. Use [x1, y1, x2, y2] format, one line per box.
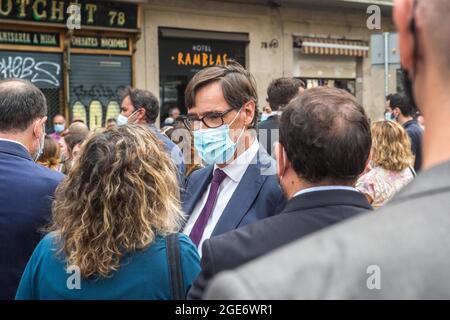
[257, 115, 280, 157]
[403, 119, 423, 172]
[187, 189, 372, 300]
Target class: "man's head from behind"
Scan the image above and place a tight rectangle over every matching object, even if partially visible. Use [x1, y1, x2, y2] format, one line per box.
[394, 0, 450, 169]
[68, 121, 89, 135]
[119, 87, 160, 125]
[394, 0, 450, 111]
[266, 77, 305, 111]
[276, 87, 371, 198]
[0, 78, 47, 158]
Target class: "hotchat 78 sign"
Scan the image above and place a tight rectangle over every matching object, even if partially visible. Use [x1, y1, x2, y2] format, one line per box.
[0, 0, 138, 29]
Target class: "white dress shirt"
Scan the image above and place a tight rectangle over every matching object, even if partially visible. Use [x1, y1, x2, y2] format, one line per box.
[292, 185, 360, 198]
[183, 139, 260, 255]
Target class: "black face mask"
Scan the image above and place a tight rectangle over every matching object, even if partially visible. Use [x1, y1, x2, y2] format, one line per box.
[401, 0, 420, 113]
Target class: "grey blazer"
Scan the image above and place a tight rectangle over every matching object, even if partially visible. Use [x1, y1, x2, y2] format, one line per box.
[205, 161, 450, 299]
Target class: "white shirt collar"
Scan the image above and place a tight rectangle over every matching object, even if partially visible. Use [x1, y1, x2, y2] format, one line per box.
[214, 139, 259, 183]
[292, 185, 360, 198]
[0, 138, 28, 151]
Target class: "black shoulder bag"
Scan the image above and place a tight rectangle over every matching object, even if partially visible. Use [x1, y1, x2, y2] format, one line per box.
[166, 233, 185, 300]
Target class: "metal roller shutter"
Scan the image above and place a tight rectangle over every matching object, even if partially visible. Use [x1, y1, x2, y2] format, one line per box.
[69, 54, 131, 129]
[0, 50, 63, 132]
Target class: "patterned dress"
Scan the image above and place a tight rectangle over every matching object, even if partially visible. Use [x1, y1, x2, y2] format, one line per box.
[356, 166, 415, 209]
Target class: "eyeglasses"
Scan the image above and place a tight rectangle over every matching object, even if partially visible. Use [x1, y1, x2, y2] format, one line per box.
[182, 108, 236, 131]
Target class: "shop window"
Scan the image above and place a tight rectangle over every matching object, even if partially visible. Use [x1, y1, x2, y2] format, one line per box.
[299, 78, 356, 96]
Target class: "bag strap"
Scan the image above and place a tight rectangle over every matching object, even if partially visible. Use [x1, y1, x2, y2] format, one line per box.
[409, 166, 417, 177]
[166, 233, 185, 300]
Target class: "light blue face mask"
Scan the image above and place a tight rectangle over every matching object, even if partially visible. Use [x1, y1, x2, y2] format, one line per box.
[116, 114, 129, 126]
[193, 109, 245, 165]
[384, 112, 394, 121]
[34, 123, 46, 162]
[117, 109, 139, 127]
[53, 124, 65, 133]
[260, 114, 270, 122]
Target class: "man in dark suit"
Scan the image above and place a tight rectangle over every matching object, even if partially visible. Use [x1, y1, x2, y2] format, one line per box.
[117, 87, 185, 183]
[205, 0, 450, 300]
[0, 79, 63, 299]
[181, 61, 286, 255]
[188, 87, 372, 299]
[257, 78, 305, 156]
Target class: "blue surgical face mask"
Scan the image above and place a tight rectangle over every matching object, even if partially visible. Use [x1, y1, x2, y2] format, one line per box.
[34, 124, 46, 162]
[54, 124, 65, 133]
[117, 109, 139, 126]
[193, 109, 245, 165]
[260, 114, 269, 122]
[116, 114, 129, 126]
[384, 112, 394, 121]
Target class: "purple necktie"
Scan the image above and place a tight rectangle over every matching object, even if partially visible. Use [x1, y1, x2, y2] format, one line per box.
[189, 169, 228, 247]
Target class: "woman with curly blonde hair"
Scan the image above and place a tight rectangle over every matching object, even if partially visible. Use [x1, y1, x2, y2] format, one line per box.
[16, 125, 200, 299]
[356, 120, 415, 209]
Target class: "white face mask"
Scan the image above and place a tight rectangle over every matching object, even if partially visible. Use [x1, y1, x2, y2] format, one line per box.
[117, 109, 139, 126]
[116, 114, 129, 126]
[34, 124, 45, 162]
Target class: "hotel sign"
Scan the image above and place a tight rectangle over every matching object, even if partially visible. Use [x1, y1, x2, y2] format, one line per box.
[159, 38, 246, 77]
[0, 0, 138, 29]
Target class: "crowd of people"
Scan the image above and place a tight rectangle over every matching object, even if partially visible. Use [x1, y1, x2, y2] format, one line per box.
[1, 0, 449, 300]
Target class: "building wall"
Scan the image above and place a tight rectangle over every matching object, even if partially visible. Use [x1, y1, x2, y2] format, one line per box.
[136, 0, 396, 122]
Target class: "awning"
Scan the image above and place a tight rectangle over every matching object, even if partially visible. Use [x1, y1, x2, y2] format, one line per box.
[294, 37, 369, 58]
[159, 28, 249, 43]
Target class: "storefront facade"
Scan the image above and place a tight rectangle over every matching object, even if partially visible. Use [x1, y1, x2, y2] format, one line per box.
[136, 0, 396, 123]
[0, 0, 141, 130]
[292, 36, 370, 95]
[158, 28, 248, 119]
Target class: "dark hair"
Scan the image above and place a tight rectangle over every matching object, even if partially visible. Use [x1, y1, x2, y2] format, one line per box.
[386, 94, 393, 101]
[0, 78, 47, 132]
[64, 132, 89, 155]
[53, 114, 65, 121]
[121, 87, 160, 123]
[279, 87, 371, 184]
[185, 60, 258, 128]
[169, 106, 180, 113]
[389, 93, 416, 117]
[37, 136, 61, 169]
[267, 77, 304, 111]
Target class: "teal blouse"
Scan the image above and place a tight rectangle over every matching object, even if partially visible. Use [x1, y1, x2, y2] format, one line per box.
[15, 233, 200, 300]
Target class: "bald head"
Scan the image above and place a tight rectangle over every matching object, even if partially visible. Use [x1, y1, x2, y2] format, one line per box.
[417, 0, 450, 70]
[68, 121, 89, 135]
[0, 78, 47, 133]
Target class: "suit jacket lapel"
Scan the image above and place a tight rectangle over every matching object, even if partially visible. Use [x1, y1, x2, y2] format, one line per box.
[211, 149, 271, 236]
